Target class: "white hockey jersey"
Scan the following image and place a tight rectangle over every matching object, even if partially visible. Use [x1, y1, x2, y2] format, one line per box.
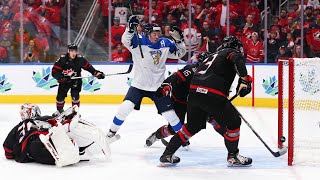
[121, 28, 186, 91]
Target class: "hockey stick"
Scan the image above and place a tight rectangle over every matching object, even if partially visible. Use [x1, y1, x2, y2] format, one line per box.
[71, 64, 133, 79]
[230, 94, 287, 157]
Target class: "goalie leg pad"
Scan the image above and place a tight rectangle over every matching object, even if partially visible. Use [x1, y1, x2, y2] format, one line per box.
[40, 124, 80, 167]
[69, 116, 111, 159]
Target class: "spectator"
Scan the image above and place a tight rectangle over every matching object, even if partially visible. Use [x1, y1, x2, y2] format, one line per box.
[45, 0, 65, 41]
[166, 0, 183, 14]
[8, 0, 21, 14]
[304, 6, 316, 27]
[12, 8, 37, 37]
[25, 0, 41, 9]
[13, 28, 31, 51]
[289, 3, 301, 20]
[96, 0, 110, 30]
[275, 45, 292, 62]
[244, 0, 260, 25]
[35, 5, 56, 20]
[0, 6, 14, 22]
[164, 12, 177, 25]
[132, 3, 144, 15]
[307, 13, 320, 57]
[0, 28, 14, 58]
[0, 46, 8, 63]
[267, 30, 281, 63]
[180, 17, 202, 61]
[105, 17, 125, 49]
[183, 0, 204, 14]
[112, 0, 129, 8]
[279, 9, 289, 27]
[292, 44, 307, 58]
[246, 32, 264, 63]
[213, 0, 237, 28]
[111, 43, 131, 63]
[269, 16, 282, 40]
[23, 40, 39, 62]
[162, 24, 174, 40]
[239, 14, 259, 52]
[33, 30, 49, 62]
[144, 0, 163, 25]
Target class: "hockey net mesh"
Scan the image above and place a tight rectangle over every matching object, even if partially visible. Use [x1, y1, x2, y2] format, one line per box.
[280, 58, 320, 165]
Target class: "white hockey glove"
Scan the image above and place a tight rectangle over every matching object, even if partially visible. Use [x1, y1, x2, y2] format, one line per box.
[170, 26, 184, 43]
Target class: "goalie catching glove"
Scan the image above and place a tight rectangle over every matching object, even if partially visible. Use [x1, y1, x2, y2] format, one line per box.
[156, 83, 172, 97]
[94, 70, 105, 79]
[236, 75, 252, 97]
[170, 26, 183, 43]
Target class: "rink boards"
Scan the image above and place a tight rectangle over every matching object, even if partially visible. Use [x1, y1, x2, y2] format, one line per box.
[0, 63, 280, 107]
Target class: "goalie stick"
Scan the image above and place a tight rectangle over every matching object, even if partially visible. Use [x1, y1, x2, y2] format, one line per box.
[71, 64, 133, 79]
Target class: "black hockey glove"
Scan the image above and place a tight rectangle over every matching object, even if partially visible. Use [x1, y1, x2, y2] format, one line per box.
[128, 16, 139, 33]
[170, 25, 183, 43]
[236, 75, 253, 97]
[59, 75, 71, 83]
[94, 70, 105, 79]
[156, 83, 172, 97]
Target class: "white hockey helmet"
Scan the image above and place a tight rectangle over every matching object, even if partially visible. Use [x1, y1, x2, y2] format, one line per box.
[20, 103, 41, 121]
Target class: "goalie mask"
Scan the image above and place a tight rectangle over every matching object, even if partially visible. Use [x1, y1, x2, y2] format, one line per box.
[20, 103, 41, 121]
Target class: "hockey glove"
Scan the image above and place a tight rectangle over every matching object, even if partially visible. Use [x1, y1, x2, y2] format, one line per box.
[156, 83, 172, 97]
[94, 70, 105, 79]
[236, 75, 253, 97]
[128, 16, 139, 33]
[169, 26, 183, 43]
[58, 75, 72, 83]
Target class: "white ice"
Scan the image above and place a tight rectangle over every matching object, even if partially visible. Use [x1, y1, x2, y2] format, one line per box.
[0, 104, 319, 180]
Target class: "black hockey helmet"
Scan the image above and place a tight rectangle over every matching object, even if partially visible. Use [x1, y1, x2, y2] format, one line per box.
[68, 43, 78, 50]
[197, 51, 211, 63]
[144, 23, 161, 35]
[218, 36, 243, 52]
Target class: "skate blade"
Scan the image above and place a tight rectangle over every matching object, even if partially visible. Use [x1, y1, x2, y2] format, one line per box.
[157, 162, 178, 167]
[227, 163, 252, 167]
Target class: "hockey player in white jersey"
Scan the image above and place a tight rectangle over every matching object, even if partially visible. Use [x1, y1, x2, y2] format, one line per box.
[107, 16, 187, 139]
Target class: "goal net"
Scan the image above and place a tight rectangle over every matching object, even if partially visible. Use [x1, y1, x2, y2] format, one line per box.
[278, 58, 320, 166]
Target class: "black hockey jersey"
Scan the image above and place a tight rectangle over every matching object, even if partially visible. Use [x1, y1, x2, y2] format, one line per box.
[164, 64, 198, 104]
[3, 116, 52, 163]
[52, 54, 96, 82]
[190, 48, 247, 97]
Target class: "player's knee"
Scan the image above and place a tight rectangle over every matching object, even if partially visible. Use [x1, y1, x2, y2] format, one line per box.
[116, 100, 135, 120]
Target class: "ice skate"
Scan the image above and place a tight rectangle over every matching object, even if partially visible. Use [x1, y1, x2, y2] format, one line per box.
[227, 152, 252, 167]
[159, 154, 180, 167]
[145, 132, 159, 147]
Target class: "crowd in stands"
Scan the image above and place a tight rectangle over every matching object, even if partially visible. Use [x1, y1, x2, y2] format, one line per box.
[1, 0, 320, 63]
[105, 0, 320, 63]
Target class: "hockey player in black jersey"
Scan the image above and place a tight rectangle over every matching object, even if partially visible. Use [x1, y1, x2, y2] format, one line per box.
[3, 104, 111, 167]
[52, 43, 105, 113]
[159, 36, 253, 167]
[145, 51, 210, 147]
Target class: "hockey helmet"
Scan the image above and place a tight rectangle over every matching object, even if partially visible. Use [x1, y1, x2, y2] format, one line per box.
[68, 43, 78, 50]
[144, 23, 161, 35]
[218, 36, 243, 52]
[20, 103, 41, 121]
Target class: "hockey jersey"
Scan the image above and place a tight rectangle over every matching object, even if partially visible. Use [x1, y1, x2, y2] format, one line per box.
[163, 63, 198, 104]
[190, 48, 247, 97]
[246, 40, 264, 63]
[3, 116, 52, 163]
[121, 28, 186, 91]
[307, 22, 320, 51]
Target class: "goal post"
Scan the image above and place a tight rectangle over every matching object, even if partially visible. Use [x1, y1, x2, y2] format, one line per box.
[278, 58, 320, 166]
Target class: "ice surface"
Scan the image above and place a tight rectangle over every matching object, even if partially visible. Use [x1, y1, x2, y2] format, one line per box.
[0, 104, 319, 180]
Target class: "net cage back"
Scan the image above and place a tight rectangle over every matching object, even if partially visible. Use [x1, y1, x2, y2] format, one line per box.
[279, 58, 320, 166]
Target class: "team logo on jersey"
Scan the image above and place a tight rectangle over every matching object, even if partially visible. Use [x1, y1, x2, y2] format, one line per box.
[0, 73, 12, 93]
[62, 69, 76, 77]
[32, 67, 58, 90]
[262, 76, 278, 96]
[313, 31, 320, 40]
[150, 50, 162, 65]
[82, 77, 102, 92]
[299, 68, 320, 95]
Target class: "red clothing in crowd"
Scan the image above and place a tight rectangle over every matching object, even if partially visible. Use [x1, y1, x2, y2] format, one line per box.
[166, 0, 183, 13]
[105, 25, 126, 47]
[24, 0, 42, 10]
[246, 40, 264, 63]
[231, 0, 248, 17]
[144, 9, 163, 24]
[279, 17, 288, 27]
[213, 4, 237, 27]
[33, 37, 49, 51]
[0, 46, 7, 61]
[183, 0, 204, 14]
[45, 0, 65, 25]
[141, 0, 164, 11]
[10, 0, 21, 14]
[14, 32, 30, 46]
[245, 7, 260, 25]
[307, 22, 320, 51]
[35, 6, 56, 20]
[98, 0, 110, 17]
[111, 49, 130, 63]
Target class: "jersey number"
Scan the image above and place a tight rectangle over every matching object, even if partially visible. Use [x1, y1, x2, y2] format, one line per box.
[196, 54, 218, 75]
[17, 122, 33, 143]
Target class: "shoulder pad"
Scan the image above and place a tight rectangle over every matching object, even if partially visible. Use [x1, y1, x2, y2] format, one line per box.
[77, 54, 83, 58]
[60, 54, 65, 57]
